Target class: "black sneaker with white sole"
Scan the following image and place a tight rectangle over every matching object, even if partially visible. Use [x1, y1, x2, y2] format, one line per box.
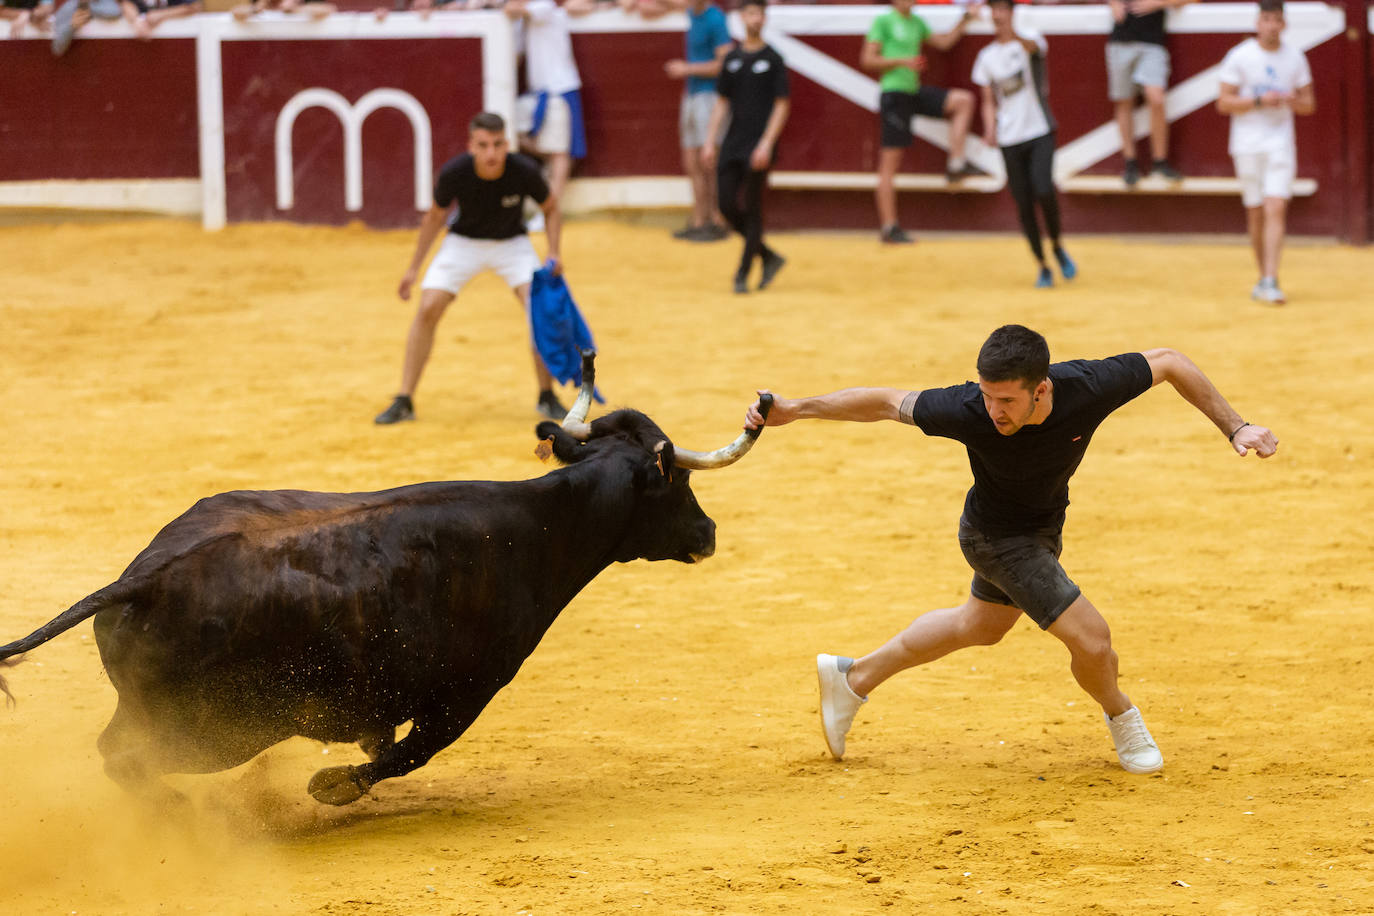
[374, 395, 415, 425]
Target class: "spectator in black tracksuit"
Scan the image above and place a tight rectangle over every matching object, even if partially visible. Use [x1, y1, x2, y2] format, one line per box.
[973, 0, 1076, 289]
[701, 0, 790, 295]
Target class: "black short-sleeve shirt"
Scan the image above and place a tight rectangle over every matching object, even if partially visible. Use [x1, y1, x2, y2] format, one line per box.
[433, 153, 549, 240]
[716, 44, 789, 163]
[1109, 10, 1167, 46]
[913, 353, 1154, 537]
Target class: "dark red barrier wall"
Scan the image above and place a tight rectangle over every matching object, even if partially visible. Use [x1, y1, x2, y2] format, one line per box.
[0, 11, 1364, 239]
[221, 38, 483, 227]
[0, 39, 199, 181]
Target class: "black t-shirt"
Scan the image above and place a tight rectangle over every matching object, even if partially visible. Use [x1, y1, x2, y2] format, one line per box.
[433, 153, 549, 240]
[716, 44, 789, 163]
[1109, 10, 1167, 46]
[913, 353, 1154, 537]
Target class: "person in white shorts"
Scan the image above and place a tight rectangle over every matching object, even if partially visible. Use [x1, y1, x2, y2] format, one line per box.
[1216, 0, 1314, 306]
[374, 112, 566, 425]
[507, 0, 598, 205]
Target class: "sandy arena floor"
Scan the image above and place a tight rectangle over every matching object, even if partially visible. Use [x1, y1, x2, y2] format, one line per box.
[2, 217, 1372, 914]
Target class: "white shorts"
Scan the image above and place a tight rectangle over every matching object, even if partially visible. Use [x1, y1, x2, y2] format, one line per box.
[679, 91, 726, 150]
[420, 233, 540, 295]
[1232, 150, 1295, 207]
[517, 93, 572, 155]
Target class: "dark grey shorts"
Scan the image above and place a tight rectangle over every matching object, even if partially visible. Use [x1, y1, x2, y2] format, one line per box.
[957, 520, 1081, 630]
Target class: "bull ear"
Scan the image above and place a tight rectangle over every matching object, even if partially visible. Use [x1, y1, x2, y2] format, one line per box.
[535, 421, 587, 464]
[653, 440, 675, 482]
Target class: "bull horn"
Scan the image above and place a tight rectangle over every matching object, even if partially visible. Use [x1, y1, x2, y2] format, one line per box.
[561, 349, 597, 441]
[673, 393, 774, 470]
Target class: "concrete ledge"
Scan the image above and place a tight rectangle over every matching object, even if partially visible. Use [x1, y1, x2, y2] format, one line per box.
[770, 171, 1004, 193]
[0, 179, 203, 215]
[1061, 175, 1319, 196]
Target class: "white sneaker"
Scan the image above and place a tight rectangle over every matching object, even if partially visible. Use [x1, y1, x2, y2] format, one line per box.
[1105, 706, 1164, 774]
[1253, 278, 1287, 306]
[817, 653, 866, 760]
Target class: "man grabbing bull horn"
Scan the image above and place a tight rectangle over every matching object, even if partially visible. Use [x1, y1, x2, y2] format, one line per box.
[744, 325, 1278, 775]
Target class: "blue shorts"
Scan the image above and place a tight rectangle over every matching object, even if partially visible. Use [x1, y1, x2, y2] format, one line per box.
[957, 520, 1082, 630]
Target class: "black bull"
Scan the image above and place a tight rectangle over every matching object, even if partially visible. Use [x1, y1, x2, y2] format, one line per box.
[0, 390, 772, 806]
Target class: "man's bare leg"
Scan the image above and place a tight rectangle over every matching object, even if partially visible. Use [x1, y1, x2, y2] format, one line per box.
[1246, 205, 1265, 277]
[399, 288, 456, 396]
[875, 147, 905, 232]
[1045, 595, 1130, 717]
[846, 596, 1022, 697]
[1262, 196, 1287, 280]
[943, 88, 975, 169]
[1048, 594, 1162, 772]
[683, 146, 709, 229]
[545, 152, 573, 201]
[1114, 98, 1135, 160]
[1143, 85, 1169, 163]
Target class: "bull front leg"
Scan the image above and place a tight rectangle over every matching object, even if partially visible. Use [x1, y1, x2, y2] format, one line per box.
[307, 699, 489, 805]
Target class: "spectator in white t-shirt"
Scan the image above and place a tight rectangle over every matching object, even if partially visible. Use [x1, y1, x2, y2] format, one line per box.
[972, 0, 1075, 289]
[1216, 0, 1314, 306]
[506, 0, 602, 205]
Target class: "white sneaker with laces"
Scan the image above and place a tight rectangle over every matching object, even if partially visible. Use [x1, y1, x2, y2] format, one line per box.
[817, 653, 866, 760]
[1105, 706, 1164, 774]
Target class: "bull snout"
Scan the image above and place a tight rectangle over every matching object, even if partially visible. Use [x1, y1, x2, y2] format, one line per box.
[687, 517, 717, 563]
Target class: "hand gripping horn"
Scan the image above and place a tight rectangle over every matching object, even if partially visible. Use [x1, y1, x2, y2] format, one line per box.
[672, 393, 773, 470]
[558, 351, 774, 468]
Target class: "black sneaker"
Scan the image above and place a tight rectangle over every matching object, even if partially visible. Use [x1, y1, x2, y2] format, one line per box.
[945, 161, 982, 183]
[758, 252, 786, 290]
[1153, 159, 1184, 182]
[374, 395, 415, 425]
[672, 224, 701, 240]
[733, 272, 749, 294]
[880, 225, 914, 244]
[697, 223, 730, 242]
[536, 390, 568, 421]
[1123, 159, 1140, 187]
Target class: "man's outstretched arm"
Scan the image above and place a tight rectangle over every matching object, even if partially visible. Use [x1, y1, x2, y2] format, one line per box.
[1143, 348, 1278, 458]
[745, 387, 911, 430]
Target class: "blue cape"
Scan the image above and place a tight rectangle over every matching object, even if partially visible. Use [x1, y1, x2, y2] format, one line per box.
[529, 266, 604, 402]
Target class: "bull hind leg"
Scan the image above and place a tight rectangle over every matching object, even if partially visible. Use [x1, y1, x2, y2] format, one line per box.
[98, 702, 189, 809]
[99, 694, 284, 807]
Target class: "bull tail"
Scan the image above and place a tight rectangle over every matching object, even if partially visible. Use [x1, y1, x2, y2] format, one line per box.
[0, 578, 139, 706]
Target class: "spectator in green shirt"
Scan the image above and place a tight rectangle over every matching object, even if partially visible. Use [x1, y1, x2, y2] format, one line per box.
[862, 0, 979, 244]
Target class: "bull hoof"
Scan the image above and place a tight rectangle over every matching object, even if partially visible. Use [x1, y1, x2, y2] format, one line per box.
[307, 766, 372, 806]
